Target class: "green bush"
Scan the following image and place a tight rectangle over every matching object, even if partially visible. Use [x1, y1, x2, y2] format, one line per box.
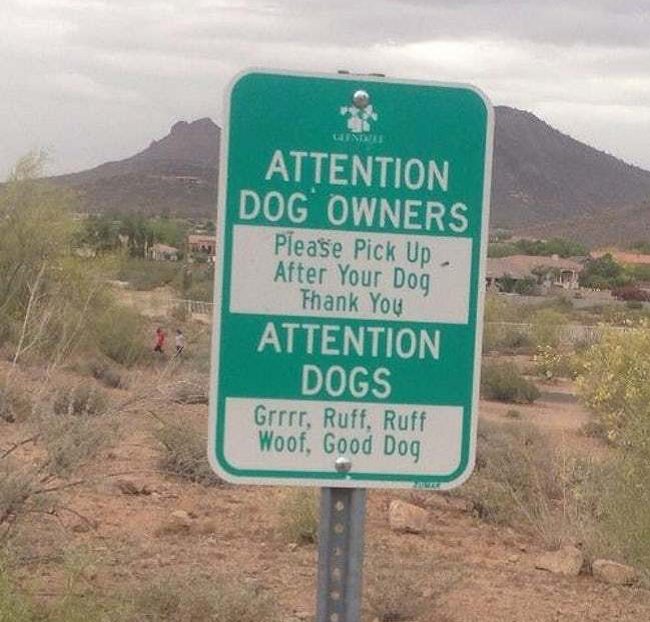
[117, 258, 180, 291]
[531, 308, 567, 348]
[155, 421, 222, 486]
[279, 489, 319, 544]
[533, 345, 578, 380]
[481, 361, 540, 403]
[93, 305, 148, 367]
[577, 328, 650, 441]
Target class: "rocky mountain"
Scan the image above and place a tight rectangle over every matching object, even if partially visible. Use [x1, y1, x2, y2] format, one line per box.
[54, 118, 220, 218]
[54, 109, 650, 243]
[492, 107, 650, 244]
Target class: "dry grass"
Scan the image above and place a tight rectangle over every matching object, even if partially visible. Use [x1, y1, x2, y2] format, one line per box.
[278, 489, 319, 545]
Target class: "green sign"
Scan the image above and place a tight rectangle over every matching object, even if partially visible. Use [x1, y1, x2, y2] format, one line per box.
[208, 69, 493, 489]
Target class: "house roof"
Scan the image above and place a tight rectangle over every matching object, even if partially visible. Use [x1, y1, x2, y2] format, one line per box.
[152, 243, 178, 253]
[486, 255, 583, 280]
[188, 234, 217, 244]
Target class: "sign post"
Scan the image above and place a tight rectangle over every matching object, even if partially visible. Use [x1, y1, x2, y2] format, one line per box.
[316, 486, 366, 622]
[209, 69, 493, 621]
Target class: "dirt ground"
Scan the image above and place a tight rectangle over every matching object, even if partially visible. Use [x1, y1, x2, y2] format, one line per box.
[3, 347, 650, 622]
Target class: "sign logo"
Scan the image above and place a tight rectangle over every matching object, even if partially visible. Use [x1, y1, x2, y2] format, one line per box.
[334, 89, 383, 144]
[340, 89, 378, 133]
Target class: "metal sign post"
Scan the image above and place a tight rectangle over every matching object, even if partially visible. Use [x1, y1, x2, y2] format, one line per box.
[316, 486, 367, 622]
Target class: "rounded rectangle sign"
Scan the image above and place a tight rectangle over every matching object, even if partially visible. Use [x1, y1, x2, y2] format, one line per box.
[208, 69, 493, 489]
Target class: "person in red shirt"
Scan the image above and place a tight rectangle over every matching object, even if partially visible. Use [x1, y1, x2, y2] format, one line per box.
[154, 327, 166, 354]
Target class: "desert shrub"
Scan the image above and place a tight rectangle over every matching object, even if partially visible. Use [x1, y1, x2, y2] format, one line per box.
[0, 384, 32, 423]
[279, 489, 319, 544]
[533, 345, 578, 380]
[365, 548, 457, 622]
[0, 460, 39, 527]
[128, 574, 278, 622]
[463, 421, 561, 538]
[171, 377, 209, 404]
[481, 361, 540, 403]
[155, 421, 221, 486]
[591, 448, 650, 571]
[612, 286, 650, 302]
[53, 384, 108, 417]
[514, 276, 539, 296]
[484, 293, 524, 323]
[531, 308, 567, 348]
[578, 419, 609, 440]
[86, 360, 127, 389]
[366, 565, 425, 622]
[41, 413, 114, 477]
[577, 328, 650, 442]
[170, 303, 189, 322]
[483, 323, 532, 353]
[93, 305, 148, 367]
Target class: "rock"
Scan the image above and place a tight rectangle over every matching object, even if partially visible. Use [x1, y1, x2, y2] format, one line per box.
[115, 479, 152, 496]
[171, 510, 192, 523]
[155, 511, 193, 536]
[508, 554, 520, 564]
[535, 546, 584, 576]
[71, 519, 98, 533]
[592, 559, 638, 585]
[388, 500, 428, 534]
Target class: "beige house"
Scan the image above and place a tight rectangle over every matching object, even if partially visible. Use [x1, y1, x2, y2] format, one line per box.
[149, 243, 179, 261]
[486, 255, 582, 291]
[188, 234, 217, 261]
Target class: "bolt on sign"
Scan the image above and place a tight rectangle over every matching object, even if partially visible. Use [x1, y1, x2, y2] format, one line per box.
[208, 69, 494, 489]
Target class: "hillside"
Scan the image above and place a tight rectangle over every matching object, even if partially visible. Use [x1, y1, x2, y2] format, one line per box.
[54, 118, 220, 218]
[53, 109, 650, 243]
[492, 107, 650, 231]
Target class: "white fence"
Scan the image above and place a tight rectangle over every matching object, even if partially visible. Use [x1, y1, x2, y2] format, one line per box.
[172, 299, 215, 317]
[484, 322, 633, 346]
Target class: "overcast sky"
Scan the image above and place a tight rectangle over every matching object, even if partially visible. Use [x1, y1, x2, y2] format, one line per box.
[1, 0, 649, 176]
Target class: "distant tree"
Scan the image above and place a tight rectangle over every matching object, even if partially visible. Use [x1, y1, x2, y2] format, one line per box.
[515, 237, 587, 258]
[630, 240, 650, 255]
[488, 237, 587, 259]
[0, 152, 113, 364]
[148, 217, 188, 249]
[513, 277, 539, 296]
[119, 215, 154, 258]
[75, 214, 121, 253]
[580, 254, 631, 289]
[488, 242, 518, 258]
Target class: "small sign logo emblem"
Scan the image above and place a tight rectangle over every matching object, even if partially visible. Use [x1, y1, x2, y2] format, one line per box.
[340, 89, 377, 133]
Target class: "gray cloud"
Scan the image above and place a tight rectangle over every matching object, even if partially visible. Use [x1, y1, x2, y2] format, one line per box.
[0, 0, 649, 175]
